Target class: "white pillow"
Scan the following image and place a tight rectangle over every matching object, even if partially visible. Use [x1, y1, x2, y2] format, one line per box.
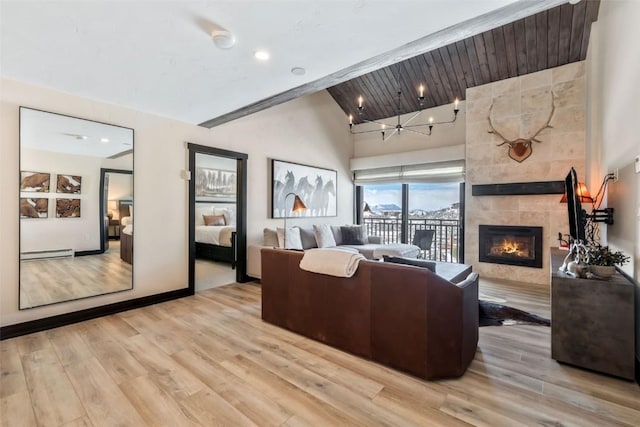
[128, 205, 134, 218]
[313, 224, 336, 248]
[276, 227, 303, 250]
[195, 206, 213, 226]
[214, 207, 236, 226]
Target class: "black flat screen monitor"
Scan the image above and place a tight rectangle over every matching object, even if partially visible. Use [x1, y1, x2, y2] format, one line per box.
[565, 167, 586, 242]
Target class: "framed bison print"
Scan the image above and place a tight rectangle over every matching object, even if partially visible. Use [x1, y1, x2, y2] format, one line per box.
[56, 198, 81, 218]
[20, 198, 48, 219]
[56, 174, 82, 194]
[20, 171, 50, 192]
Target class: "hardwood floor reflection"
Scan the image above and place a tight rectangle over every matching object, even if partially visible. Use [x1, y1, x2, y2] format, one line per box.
[20, 241, 132, 308]
[2, 278, 639, 426]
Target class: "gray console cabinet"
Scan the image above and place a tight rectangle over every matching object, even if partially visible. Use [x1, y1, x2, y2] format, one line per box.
[550, 248, 635, 379]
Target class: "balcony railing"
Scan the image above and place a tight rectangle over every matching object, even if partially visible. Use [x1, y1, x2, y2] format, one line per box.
[363, 216, 461, 262]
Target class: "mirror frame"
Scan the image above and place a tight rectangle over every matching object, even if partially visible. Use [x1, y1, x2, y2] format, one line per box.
[18, 106, 135, 310]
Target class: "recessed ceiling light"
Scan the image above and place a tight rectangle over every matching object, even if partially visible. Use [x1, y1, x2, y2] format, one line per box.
[254, 50, 270, 61]
[291, 67, 306, 76]
[100, 138, 109, 143]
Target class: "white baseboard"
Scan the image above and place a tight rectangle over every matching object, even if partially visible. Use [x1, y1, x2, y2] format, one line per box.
[20, 249, 74, 260]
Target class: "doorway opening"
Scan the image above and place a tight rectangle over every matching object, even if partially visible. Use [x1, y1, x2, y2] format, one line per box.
[188, 144, 248, 293]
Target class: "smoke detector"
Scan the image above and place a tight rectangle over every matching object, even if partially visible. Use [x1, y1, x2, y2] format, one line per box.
[212, 29, 235, 49]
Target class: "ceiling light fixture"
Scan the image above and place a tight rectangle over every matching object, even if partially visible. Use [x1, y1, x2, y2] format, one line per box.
[254, 50, 270, 61]
[348, 88, 459, 141]
[100, 138, 109, 143]
[212, 29, 236, 49]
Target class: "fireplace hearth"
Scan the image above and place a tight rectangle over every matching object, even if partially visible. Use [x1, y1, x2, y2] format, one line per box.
[479, 225, 543, 268]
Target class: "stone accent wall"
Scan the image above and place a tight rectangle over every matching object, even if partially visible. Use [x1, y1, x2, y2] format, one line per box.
[465, 62, 586, 284]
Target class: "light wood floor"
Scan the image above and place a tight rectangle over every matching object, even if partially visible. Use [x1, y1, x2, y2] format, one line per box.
[20, 241, 132, 309]
[195, 258, 236, 292]
[2, 278, 639, 426]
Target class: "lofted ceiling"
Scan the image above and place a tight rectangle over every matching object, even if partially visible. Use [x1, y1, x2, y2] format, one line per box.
[329, 0, 600, 124]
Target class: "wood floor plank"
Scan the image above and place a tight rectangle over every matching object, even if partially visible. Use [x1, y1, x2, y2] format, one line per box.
[220, 354, 365, 426]
[13, 331, 52, 356]
[177, 388, 258, 427]
[21, 348, 87, 426]
[0, 390, 37, 427]
[79, 335, 147, 385]
[172, 348, 292, 427]
[46, 327, 94, 367]
[0, 340, 28, 399]
[121, 334, 205, 400]
[64, 357, 146, 427]
[118, 375, 197, 427]
[60, 416, 94, 427]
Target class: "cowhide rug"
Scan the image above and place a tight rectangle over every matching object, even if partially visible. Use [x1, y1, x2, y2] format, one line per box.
[479, 300, 550, 327]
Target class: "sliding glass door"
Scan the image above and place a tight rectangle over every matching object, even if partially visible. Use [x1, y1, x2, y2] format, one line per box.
[358, 182, 463, 262]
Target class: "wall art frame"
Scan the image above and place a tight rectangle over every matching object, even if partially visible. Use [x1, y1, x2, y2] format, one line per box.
[20, 171, 50, 192]
[195, 167, 237, 203]
[56, 174, 82, 194]
[271, 159, 337, 218]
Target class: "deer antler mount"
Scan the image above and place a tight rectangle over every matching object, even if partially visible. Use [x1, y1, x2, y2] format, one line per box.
[487, 92, 556, 163]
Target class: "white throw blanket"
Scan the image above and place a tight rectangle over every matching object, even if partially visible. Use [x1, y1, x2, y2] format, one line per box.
[299, 248, 366, 278]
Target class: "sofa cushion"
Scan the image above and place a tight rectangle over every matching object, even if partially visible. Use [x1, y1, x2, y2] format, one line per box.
[276, 227, 303, 250]
[340, 244, 380, 260]
[331, 225, 343, 245]
[298, 227, 318, 249]
[341, 225, 368, 245]
[263, 228, 279, 247]
[383, 256, 436, 272]
[313, 224, 336, 248]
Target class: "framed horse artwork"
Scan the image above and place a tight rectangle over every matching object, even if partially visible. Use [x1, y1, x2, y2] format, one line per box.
[271, 159, 337, 218]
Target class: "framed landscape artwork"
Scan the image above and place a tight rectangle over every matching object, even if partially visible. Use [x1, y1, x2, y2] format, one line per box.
[20, 198, 48, 219]
[20, 171, 50, 192]
[56, 174, 82, 194]
[56, 198, 81, 218]
[195, 167, 236, 202]
[271, 159, 337, 218]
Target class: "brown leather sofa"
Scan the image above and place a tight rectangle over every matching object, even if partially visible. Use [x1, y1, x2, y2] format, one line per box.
[261, 248, 479, 380]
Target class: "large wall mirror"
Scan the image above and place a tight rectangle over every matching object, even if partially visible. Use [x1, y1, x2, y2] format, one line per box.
[19, 107, 134, 309]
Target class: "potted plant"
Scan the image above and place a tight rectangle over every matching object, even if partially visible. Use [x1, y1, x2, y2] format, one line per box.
[586, 245, 630, 278]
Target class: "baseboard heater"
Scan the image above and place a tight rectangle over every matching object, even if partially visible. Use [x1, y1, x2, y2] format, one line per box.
[20, 249, 74, 261]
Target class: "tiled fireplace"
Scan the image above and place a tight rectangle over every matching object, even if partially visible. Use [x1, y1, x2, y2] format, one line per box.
[464, 61, 586, 284]
[479, 225, 543, 268]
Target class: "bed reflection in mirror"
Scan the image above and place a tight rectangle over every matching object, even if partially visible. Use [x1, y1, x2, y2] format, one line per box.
[19, 107, 134, 309]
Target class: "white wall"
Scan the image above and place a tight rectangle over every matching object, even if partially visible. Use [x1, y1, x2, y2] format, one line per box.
[20, 148, 102, 252]
[353, 101, 466, 158]
[107, 172, 133, 202]
[1, 78, 353, 326]
[586, 0, 640, 359]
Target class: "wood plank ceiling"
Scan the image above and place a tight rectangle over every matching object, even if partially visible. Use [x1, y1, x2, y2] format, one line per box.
[328, 0, 600, 124]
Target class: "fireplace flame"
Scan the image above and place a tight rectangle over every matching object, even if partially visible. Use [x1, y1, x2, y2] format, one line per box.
[489, 238, 527, 257]
[500, 239, 520, 254]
